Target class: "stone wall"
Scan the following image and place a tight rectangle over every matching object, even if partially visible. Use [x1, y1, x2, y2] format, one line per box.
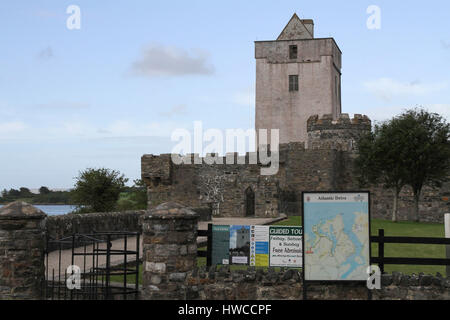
[307, 113, 371, 151]
[183, 267, 450, 300]
[141, 113, 449, 222]
[368, 183, 450, 223]
[0, 202, 46, 300]
[46, 210, 145, 242]
[141, 202, 199, 300]
[142, 153, 281, 218]
[46, 206, 212, 249]
[140, 202, 450, 300]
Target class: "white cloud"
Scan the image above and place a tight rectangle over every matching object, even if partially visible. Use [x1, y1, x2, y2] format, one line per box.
[0, 121, 26, 134]
[61, 122, 95, 136]
[0, 118, 186, 143]
[363, 78, 447, 101]
[364, 104, 450, 123]
[427, 104, 450, 120]
[130, 44, 214, 77]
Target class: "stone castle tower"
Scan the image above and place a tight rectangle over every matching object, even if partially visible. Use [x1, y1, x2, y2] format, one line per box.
[255, 13, 342, 145]
[140, 14, 448, 222]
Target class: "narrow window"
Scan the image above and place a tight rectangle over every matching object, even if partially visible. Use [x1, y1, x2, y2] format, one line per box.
[289, 45, 298, 59]
[289, 75, 299, 92]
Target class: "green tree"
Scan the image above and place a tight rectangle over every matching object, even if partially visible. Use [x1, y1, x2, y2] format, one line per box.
[116, 179, 148, 211]
[39, 186, 51, 195]
[19, 187, 32, 197]
[71, 168, 128, 213]
[8, 189, 20, 197]
[356, 108, 450, 222]
[399, 109, 450, 222]
[130, 179, 148, 209]
[355, 118, 409, 221]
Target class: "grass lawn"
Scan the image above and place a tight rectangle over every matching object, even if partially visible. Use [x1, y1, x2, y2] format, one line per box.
[112, 215, 448, 284]
[370, 219, 446, 275]
[109, 264, 142, 285]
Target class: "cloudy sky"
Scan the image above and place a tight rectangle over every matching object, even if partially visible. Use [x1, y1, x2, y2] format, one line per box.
[0, 0, 449, 190]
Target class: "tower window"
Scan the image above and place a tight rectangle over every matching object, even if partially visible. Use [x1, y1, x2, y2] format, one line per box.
[289, 75, 299, 92]
[289, 45, 298, 59]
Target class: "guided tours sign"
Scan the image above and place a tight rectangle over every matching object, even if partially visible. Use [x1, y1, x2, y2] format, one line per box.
[269, 226, 303, 267]
[211, 224, 302, 268]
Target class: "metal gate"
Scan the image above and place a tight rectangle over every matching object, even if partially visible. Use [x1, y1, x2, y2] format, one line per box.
[43, 231, 140, 300]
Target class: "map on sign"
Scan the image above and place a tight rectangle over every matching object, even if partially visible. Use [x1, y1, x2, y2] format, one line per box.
[303, 192, 370, 281]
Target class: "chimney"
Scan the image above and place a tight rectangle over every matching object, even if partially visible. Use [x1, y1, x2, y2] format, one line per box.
[301, 19, 314, 38]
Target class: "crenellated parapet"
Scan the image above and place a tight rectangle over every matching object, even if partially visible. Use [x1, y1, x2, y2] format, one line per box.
[307, 113, 371, 151]
[141, 154, 173, 187]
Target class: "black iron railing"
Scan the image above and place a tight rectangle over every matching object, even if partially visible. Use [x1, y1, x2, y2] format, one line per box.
[43, 231, 140, 300]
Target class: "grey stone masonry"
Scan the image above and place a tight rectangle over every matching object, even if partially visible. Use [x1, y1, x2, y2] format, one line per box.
[0, 201, 46, 299]
[307, 113, 371, 151]
[140, 202, 199, 300]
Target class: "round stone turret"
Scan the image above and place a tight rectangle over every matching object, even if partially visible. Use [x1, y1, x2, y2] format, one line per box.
[307, 113, 371, 151]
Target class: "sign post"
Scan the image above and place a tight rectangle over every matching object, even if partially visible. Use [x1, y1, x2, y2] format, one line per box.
[445, 213, 450, 277]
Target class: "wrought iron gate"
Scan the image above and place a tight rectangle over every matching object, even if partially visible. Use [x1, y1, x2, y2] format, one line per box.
[43, 231, 140, 300]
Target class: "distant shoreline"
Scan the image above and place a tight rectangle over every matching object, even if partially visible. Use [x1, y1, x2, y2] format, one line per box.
[0, 202, 72, 206]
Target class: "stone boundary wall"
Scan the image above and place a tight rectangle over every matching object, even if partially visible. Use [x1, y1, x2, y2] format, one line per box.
[370, 183, 450, 223]
[140, 202, 450, 300]
[46, 206, 211, 246]
[183, 267, 450, 300]
[141, 113, 448, 223]
[46, 210, 145, 241]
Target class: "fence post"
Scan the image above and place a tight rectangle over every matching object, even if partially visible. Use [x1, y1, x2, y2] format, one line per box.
[445, 214, 450, 278]
[206, 223, 213, 267]
[141, 202, 199, 300]
[0, 202, 47, 300]
[378, 229, 385, 274]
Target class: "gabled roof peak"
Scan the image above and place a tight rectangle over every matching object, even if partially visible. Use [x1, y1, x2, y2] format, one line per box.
[277, 13, 314, 40]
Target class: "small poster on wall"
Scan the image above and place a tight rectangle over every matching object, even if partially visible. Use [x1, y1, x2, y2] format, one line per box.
[250, 225, 270, 267]
[229, 225, 250, 265]
[211, 225, 230, 265]
[269, 226, 303, 267]
[211, 224, 302, 268]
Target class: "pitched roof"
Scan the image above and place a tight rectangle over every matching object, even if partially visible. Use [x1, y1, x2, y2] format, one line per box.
[277, 13, 313, 40]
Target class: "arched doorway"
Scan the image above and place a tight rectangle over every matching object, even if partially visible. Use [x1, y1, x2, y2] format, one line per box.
[245, 187, 255, 217]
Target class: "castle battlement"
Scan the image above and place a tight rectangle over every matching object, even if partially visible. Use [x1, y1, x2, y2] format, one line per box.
[307, 113, 371, 131]
[307, 114, 371, 151]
